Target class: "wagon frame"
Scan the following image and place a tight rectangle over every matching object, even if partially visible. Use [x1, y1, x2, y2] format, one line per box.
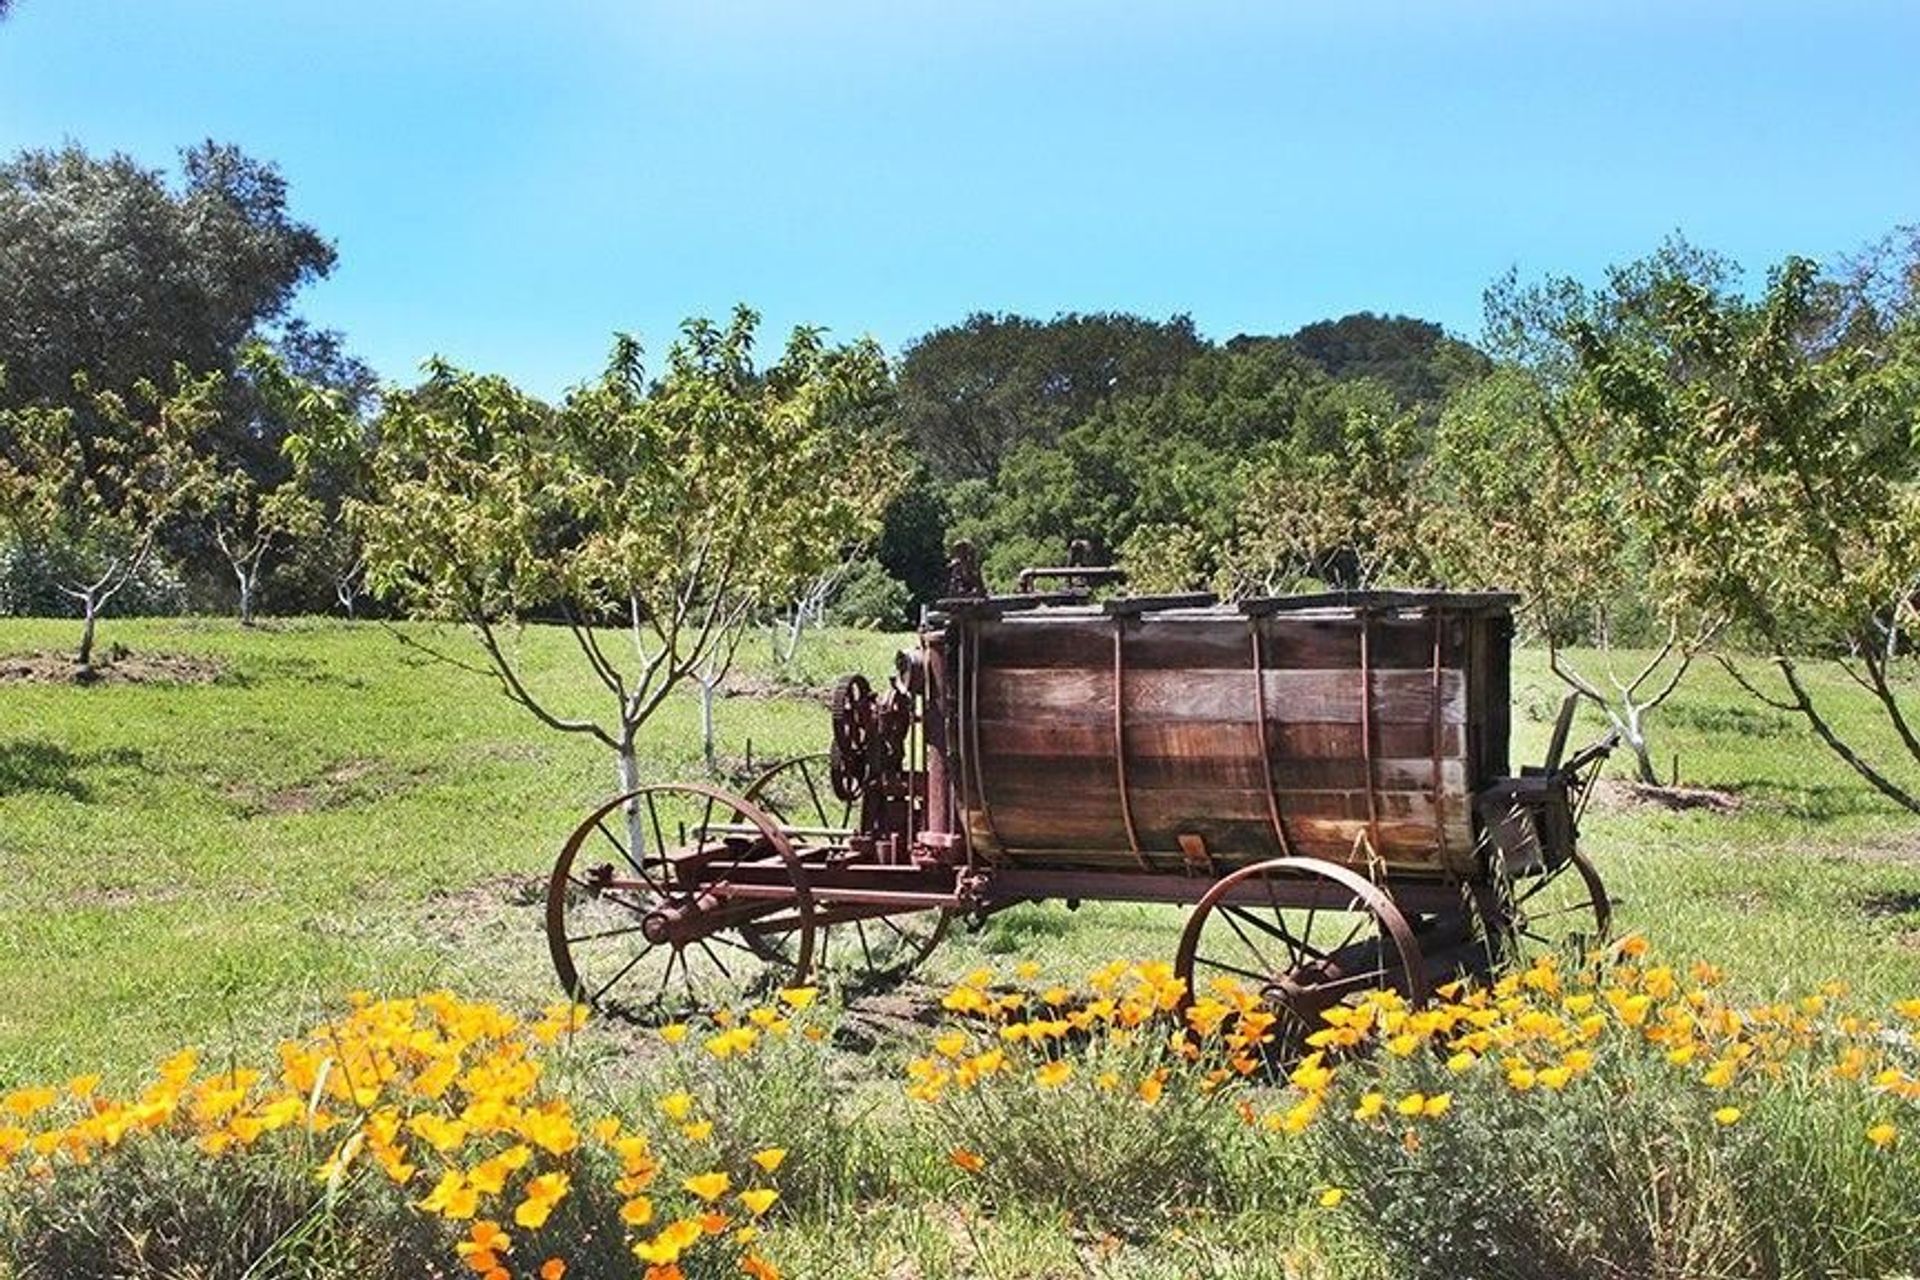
[546, 569, 1614, 1026]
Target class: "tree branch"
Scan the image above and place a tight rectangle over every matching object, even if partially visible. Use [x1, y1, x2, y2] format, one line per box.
[1859, 640, 1920, 766]
[468, 615, 617, 748]
[1774, 654, 1920, 813]
[560, 601, 624, 700]
[1714, 653, 1799, 713]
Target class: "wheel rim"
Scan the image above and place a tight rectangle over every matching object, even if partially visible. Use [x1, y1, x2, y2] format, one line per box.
[742, 752, 951, 986]
[547, 783, 815, 1019]
[1480, 848, 1612, 971]
[1174, 857, 1428, 1035]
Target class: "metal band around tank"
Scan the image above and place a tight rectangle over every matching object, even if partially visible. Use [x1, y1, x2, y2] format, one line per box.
[1359, 610, 1384, 859]
[1112, 617, 1148, 869]
[1249, 617, 1294, 858]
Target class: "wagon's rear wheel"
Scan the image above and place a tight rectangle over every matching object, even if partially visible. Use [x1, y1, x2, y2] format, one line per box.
[1174, 858, 1428, 1039]
[547, 783, 816, 1020]
[1474, 847, 1612, 973]
[742, 752, 952, 986]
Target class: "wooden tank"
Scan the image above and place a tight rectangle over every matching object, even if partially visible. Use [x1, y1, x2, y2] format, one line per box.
[934, 591, 1516, 878]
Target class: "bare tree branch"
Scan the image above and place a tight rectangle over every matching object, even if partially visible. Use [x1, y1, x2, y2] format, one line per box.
[469, 615, 618, 748]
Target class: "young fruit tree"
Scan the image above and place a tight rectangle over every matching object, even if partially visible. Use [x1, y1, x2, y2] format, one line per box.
[0, 369, 218, 668]
[1222, 379, 1434, 593]
[356, 308, 901, 847]
[1426, 366, 1721, 785]
[1573, 255, 1920, 810]
[251, 345, 373, 619]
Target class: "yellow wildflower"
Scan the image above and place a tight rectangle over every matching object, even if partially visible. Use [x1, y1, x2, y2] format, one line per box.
[683, 1170, 731, 1201]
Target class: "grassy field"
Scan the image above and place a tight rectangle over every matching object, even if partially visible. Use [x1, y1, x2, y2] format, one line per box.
[4, 615, 1920, 1277]
[3, 614, 1919, 1081]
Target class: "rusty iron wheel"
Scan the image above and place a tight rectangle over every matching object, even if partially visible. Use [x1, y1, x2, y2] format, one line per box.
[547, 783, 816, 1020]
[1174, 857, 1428, 1036]
[742, 752, 952, 985]
[1475, 847, 1613, 973]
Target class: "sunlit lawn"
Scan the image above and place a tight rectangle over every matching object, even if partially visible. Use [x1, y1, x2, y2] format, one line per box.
[1, 614, 1918, 1085]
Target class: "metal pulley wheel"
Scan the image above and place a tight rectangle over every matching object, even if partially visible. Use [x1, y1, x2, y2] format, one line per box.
[829, 673, 875, 802]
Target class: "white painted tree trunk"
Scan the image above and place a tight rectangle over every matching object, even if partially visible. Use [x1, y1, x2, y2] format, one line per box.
[616, 741, 647, 860]
[236, 565, 257, 627]
[77, 593, 100, 668]
[699, 677, 718, 773]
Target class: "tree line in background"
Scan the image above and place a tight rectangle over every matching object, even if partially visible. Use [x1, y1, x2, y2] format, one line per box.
[3, 140, 1919, 806]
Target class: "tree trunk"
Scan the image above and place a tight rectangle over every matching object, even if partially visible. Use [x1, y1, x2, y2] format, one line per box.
[237, 568, 256, 627]
[699, 677, 718, 773]
[76, 594, 98, 668]
[1620, 700, 1660, 785]
[616, 739, 648, 859]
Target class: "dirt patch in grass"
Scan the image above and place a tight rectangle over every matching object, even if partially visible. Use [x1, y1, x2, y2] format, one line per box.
[418, 872, 547, 953]
[1594, 779, 1742, 814]
[227, 758, 433, 817]
[0, 648, 225, 686]
[66, 883, 185, 911]
[717, 671, 834, 703]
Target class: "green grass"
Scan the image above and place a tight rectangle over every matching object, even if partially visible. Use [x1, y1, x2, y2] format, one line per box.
[3, 616, 1919, 1083]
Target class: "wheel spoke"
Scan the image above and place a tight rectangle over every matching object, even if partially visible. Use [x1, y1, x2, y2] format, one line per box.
[1513, 866, 1570, 907]
[1218, 905, 1279, 977]
[594, 817, 650, 881]
[696, 938, 732, 981]
[1195, 953, 1274, 986]
[567, 922, 651, 946]
[646, 794, 667, 868]
[1324, 910, 1368, 957]
[592, 943, 656, 1006]
[1260, 876, 1301, 967]
[679, 949, 701, 1004]
[798, 759, 831, 829]
[1524, 902, 1601, 923]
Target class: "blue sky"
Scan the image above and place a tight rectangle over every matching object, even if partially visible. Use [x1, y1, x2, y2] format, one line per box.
[3, 1, 1917, 396]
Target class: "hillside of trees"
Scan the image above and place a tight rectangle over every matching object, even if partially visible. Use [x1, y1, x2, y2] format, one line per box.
[5, 140, 1920, 800]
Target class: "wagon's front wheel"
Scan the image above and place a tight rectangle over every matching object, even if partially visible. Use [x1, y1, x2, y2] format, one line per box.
[1174, 858, 1428, 1037]
[547, 783, 816, 1020]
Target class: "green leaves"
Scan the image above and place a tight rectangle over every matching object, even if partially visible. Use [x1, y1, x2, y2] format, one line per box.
[356, 310, 903, 743]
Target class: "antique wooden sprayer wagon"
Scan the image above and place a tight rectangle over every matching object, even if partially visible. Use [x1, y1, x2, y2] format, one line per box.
[547, 563, 1615, 1024]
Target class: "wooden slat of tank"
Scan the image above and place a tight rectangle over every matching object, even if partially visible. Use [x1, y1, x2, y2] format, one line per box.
[976, 617, 1467, 671]
[1125, 754, 1470, 793]
[976, 668, 1465, 725]
[984, 815, 1471, 862]
[977, 738, 1468, 792]
[985, 777, 1469, 827]
[973, 718, 1468, 760]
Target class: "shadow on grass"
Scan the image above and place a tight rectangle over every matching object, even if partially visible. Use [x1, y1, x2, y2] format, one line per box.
[973, 903, 1078, 955]
[1662, 702, 1797, 737]
[0, 740, 145, 801]
[1861, 889, 1920, 919]
[1722, 778, 1911, 822]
